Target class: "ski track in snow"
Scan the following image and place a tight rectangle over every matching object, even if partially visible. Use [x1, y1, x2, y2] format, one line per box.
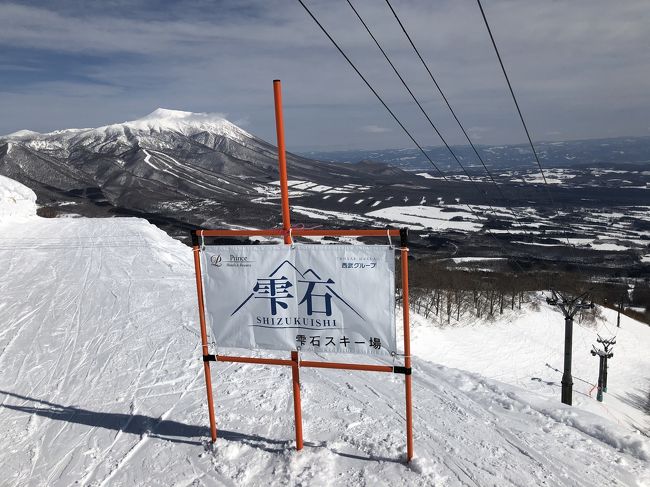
[142, 149, 236, 196]
[148, 150, 237, 194]
[0, 211, 648, 485]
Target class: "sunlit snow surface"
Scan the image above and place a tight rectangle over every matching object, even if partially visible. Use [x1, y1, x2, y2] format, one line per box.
[410, 303, 650, 436]
[0, 174, 37, 219]
[0, 177, 648, 486]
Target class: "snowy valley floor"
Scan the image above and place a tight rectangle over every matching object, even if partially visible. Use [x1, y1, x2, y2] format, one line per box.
[0, 209, 649, 485]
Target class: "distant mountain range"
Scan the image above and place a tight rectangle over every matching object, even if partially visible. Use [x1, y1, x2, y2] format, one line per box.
[0, 108, 374, 208]
[1, 110, 647, 276]
[300, 136, 650, 171]
[0, 109, 408, 235]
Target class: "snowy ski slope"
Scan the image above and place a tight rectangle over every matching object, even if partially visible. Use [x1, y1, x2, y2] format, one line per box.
[410, 302, 650, 437]
[0, 177, 648, 486]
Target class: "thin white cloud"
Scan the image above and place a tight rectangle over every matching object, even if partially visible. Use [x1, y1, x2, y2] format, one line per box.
[361, 124, 391, 134]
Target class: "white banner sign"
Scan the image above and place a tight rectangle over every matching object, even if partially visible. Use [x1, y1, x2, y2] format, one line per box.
[200, 245, 396, 355]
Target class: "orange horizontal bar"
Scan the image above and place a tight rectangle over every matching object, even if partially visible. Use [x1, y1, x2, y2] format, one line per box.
[200, 229, 285, 237]
[214, 355, 393, 373]
[293, 229, 400, 237]
[216, 355, 294, 366]
[299, 360, 393, 373]
[197, 228, 400, 238]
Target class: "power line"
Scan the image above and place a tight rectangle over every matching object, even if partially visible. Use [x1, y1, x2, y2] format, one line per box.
[296, 0, 527, 273]
[387, 0, 551, 227]
[346, 0, 536, 243]
[296, 0, 443, 175]
[346, 0, 482, 194]
[384, 0, 511, 205]
[475, 0, 552, 194]
[475, 0, 587, 272]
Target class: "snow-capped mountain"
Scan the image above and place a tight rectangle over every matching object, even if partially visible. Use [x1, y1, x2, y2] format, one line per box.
[0, 109, 398, 232]
[4, 108, 264, 159]
[4, 110, 646, 275]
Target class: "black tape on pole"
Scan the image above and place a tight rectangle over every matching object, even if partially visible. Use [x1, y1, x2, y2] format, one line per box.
[393, 366, 412, 375]
[400, 227, 409, 248]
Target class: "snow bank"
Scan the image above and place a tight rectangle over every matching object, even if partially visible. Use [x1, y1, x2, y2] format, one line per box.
[536, 404, 649, 461]
[438, 365, 650, 463]
[0, 174, 36, 219]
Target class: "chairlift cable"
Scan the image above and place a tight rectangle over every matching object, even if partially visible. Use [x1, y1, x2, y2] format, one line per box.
[347, 0, 538, 246]
[296, 0, 527, 273]
[475, 0, 587, 272]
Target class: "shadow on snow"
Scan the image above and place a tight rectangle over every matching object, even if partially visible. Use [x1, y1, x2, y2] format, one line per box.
[0, 389, 288, 450]
[0, 389, 407, 462]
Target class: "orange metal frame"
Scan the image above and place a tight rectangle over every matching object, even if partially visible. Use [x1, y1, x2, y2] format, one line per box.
[191, 80, 413, 462]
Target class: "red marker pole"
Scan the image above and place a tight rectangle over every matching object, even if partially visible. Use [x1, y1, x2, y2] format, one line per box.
[273, 80, 292, 246]
[273, 79, 304, 451]
[193, 242, 217, 442]
[400, 228, 413, 461]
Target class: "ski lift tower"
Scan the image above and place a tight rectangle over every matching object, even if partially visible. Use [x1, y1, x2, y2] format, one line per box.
[591, 335, 616, 401]
[547, 290, 594, 405]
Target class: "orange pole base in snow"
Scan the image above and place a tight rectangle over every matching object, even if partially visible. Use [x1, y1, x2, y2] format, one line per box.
[291, 350, 304, 450]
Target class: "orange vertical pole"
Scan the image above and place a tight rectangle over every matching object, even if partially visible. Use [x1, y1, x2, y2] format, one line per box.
[273, 79, 304, 451]
[400, 228, 413, 461]
[193, 242, 217, 443]
[273, 80, 292, 246]
[291, 350, 304, 450]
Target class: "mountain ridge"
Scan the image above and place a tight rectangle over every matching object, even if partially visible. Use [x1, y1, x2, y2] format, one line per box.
[0, 109, 412, 239]
[2, 108, 241, 137]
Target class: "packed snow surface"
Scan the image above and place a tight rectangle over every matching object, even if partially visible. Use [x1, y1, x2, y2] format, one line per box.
[410, 304, 650, 437]
[0, 176, 648, 485]
[0, 174, 37, 219]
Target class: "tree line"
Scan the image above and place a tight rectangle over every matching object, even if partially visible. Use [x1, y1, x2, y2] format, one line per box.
[397, 259, 649, 325]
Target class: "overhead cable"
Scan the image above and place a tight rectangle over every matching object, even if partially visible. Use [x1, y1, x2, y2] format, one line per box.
[297, 0, 528, 272]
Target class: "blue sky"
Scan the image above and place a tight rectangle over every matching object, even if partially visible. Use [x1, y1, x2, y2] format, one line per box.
[1, 0, 649, 150]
